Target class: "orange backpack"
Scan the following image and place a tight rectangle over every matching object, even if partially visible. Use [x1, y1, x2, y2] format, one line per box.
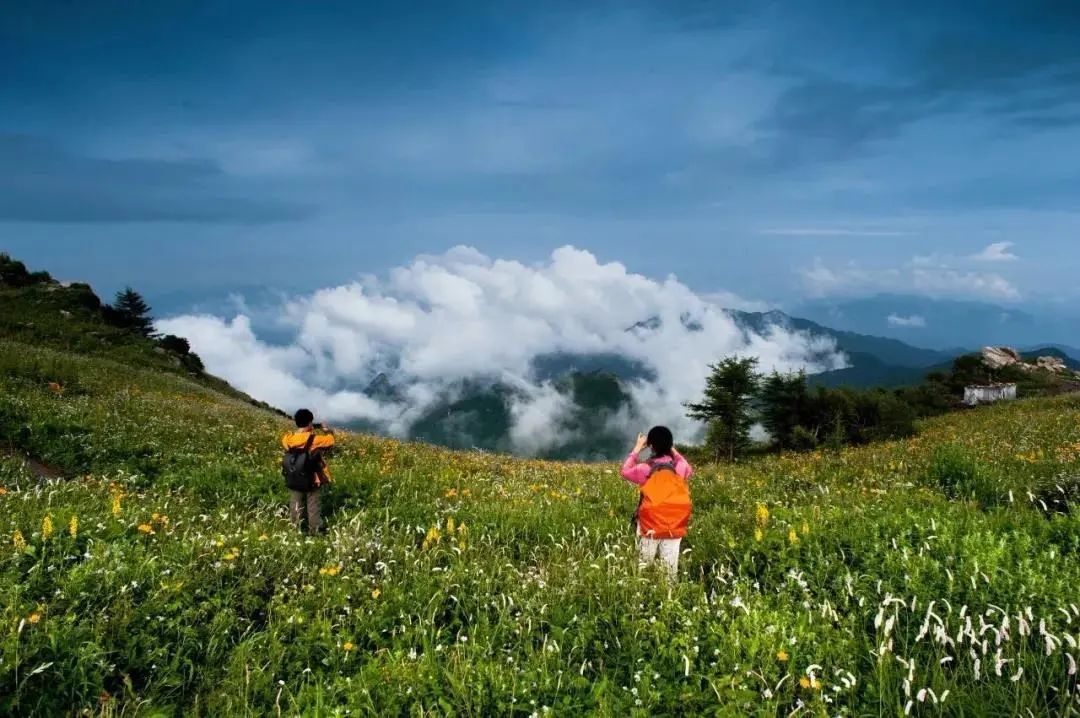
[637, 461, 692, 539]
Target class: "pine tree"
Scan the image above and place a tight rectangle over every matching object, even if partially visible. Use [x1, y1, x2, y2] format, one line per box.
[113, 287, 155, 337]
[685, 357, 760, 462]
[759, 370, 810, 450]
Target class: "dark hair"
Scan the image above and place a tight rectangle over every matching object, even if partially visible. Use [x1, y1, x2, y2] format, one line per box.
[294, 408, 314, 428]
[646, 425, 674, 458]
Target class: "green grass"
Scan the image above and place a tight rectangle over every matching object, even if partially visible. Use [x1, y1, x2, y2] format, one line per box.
[1, 339, 1079, 716]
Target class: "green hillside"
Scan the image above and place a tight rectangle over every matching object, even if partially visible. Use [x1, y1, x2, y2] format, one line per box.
[2, 327, 1080, 715]
[0, 253, 278, 413]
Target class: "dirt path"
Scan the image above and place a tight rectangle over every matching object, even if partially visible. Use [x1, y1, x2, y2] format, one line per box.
[1, 448, 65, 479]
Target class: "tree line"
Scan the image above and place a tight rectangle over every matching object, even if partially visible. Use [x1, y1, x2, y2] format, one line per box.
[684, 355, 1013, 462]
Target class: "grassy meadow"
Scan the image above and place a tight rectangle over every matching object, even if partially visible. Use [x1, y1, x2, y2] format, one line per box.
[2, 339, 1079, 716]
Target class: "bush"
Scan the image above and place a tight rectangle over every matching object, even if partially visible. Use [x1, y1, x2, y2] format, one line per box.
[924, 446, 999, 505]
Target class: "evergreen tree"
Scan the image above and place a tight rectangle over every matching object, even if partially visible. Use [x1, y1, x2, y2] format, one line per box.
[685, 357, 760, 462]
[759, 370, 810, 450]
[112, 287, 155, 337]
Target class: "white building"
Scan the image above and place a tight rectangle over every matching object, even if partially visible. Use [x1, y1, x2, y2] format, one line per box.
[963, 383, 1017, 406]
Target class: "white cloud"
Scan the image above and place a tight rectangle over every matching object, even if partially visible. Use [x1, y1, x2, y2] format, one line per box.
[970, 241, 1019, 263]
[800, 256, 1021, 301]
[887, 314, 927, 328]
[159, 246, 844, 453]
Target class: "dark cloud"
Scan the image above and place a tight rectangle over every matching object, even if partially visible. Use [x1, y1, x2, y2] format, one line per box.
[751, 0, 1080, 164]
[0, 134, 314, 223]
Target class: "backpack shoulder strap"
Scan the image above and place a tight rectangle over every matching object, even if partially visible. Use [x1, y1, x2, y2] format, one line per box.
[286, 431, 317, 453]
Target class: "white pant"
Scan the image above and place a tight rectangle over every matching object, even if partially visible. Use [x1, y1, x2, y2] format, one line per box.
[638, 531, 682, 579]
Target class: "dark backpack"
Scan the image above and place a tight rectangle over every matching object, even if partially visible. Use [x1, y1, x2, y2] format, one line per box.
[282, 432, 319, 491]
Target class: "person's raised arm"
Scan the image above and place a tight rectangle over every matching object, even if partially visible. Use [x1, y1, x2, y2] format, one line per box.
[620, 433, 651, 485]
[671, 447, 693, 479]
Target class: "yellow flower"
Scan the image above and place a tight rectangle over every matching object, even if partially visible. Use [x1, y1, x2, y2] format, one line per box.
[754, 528, 764, 542]
[69, 515, 78, 539]
[371, 588, 381, 599]
[799, 677, 811, 689]
[111, 494, 122, 518]
[13, 530, 26, 551]
[446, 517, 456, 534]
[42, 516, 53, 541]
[788, 528, 799, 545]
[755, 504, 770, 527]
[138, 524, 154, 534]
[801, 521, 809, 536]
[28, 612, 41, 625]
[343, 641, 355, 651]
[319, 566, 341, 577]
[422, 525, 442, 550]
[444, 488, 458, 498]
[223, 552, 238, 561]
[776, 650, 789, 662]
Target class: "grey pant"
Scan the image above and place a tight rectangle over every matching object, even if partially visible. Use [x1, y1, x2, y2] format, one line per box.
[289, 489, 322, 533]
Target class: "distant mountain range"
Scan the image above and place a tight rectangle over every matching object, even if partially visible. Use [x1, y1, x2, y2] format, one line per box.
[795, 293, 1078, 351]
[349, 306, 1078, 458]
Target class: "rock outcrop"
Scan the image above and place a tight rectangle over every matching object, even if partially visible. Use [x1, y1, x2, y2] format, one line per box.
[981, 346, 1022, 369]
[1035, 355, 1068, 373]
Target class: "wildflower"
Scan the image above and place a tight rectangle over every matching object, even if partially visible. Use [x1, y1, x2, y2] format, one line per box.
[343, 642, 355, 651]
[799, 677, 810, 689]
[422, 525, 442, 550]
[755, 504, 770, 527]
[447, 516, 456, 534]
[111, 494, 122, 518]
[28, 612, 41, 625]
[319, 566, 341, 577]
[788, 528, 799, 545]
[69, 515, 78, 538]
[777, 650, 789, 662]
[0, 487, 7, 495]
[801, 521, 809, 536]
[754, 528, 764, 542]
[371, 588, 381, 599]
[223, 551, 238, 561]
[138, 524, 154, 534]
[444, 488, 458, 498]
[42, 516, 53, 541]
[13, 530, 26, 551]
[258, 533, 269, 541]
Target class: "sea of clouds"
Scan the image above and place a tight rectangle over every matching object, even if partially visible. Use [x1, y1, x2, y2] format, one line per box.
[158, 246, 846, 454]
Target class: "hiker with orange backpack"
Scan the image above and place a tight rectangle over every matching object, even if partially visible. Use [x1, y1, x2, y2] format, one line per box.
[282, 409, 335, 534]
[620, 426, 693, 579]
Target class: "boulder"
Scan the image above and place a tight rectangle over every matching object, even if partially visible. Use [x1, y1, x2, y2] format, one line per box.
[1035, 355, 1068, 373]
[982, 346, 1021, 369]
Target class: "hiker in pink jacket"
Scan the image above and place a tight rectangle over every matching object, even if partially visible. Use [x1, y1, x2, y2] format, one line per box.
[620, 426, 693, 578]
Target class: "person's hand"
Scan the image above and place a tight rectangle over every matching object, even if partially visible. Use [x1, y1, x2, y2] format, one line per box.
[633, 433, 648, 454]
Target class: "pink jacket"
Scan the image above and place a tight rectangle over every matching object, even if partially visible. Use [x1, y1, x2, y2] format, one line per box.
[620, 449, 693, 486]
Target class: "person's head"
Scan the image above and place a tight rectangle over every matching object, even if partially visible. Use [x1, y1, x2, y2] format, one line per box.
[646, 425, 674, 458]
[294, 408, 314, 429]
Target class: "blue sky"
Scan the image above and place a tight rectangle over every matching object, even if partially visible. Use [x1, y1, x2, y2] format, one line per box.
[3, 0, 1080, 316]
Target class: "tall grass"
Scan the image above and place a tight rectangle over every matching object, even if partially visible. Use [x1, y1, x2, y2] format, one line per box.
[1, 341, 1079, 716]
